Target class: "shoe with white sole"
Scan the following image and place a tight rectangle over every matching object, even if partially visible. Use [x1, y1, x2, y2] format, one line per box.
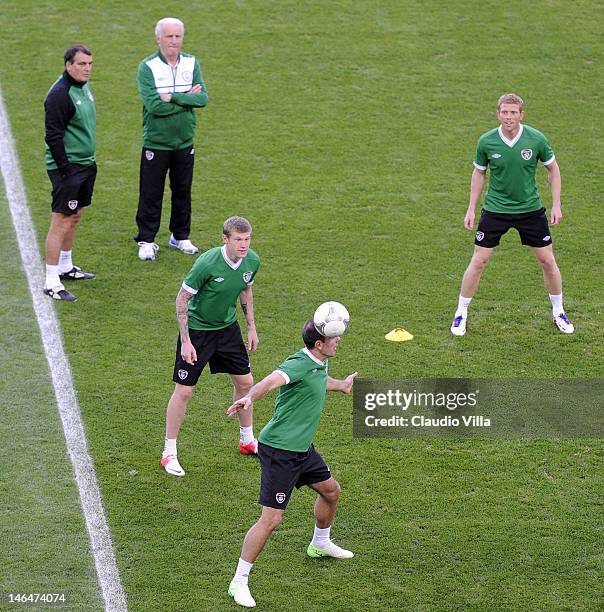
[228, 580, 256, 608]
[160, 454, 185, 477]
[307, 541, 354, 559]
[138, 241, 159, 261]
[450, 313, 467, 336]
[168, 234, 199, 255]
[553, 312, 574, 335]
[59, 266, 95, 281]
[43, 283, 77, 302]
[239, 439, 258, 455]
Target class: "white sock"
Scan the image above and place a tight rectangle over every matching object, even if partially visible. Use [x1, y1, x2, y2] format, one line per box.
[455, 295, 472, 317]
[311, 525, 331, 548]
[549, 293, 564, 316]
[233, 558, 253, 584]
[58, 250, 73, 273]
[239, 425, 254, 444]
[163, 438, 177, 457]
[45, 264, 61, 289]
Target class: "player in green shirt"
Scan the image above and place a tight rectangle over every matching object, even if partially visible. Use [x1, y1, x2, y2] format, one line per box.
[226, 319, 357, 609]
[160, 217, 260, 477]
[451, 93, 574, 336]
[43, 45, 97, 302]
[134, 17, 208, 261]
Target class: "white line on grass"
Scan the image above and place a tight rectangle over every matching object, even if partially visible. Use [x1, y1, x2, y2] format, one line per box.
[0, 84, 127, 611]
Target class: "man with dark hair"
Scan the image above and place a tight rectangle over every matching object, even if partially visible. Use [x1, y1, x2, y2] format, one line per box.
[451, 93, 574, 335]
[160, 216, 260, 477]
[226, 318, 357, 609]
[43, 44, 96, 301]
[135, 17, 208, 261]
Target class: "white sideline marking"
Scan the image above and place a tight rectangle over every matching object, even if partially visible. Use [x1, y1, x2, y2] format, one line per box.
[0, 84, 127, 611]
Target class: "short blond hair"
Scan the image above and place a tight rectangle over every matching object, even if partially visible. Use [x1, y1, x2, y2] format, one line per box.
[497, 93, 524, 111]
[223, 216, 252, 236]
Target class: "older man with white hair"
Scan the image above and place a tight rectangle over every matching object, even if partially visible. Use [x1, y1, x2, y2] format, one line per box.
[134, 17, 208, 261]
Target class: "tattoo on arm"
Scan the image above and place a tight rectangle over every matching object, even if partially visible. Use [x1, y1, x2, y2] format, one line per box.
[240, 288, 255, 327]
[176, 289, 193, 341]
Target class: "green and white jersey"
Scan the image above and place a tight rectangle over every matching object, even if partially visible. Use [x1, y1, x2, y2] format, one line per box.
[182, 246, 260, 331]
[474, 124, 555, 214]
[259, 348, 329, 452]
[137, 50, 208, 150]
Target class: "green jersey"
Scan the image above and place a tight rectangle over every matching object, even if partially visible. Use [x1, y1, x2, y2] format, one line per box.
[259, 348, 329, 452]
[44, 72, 96, 171]
[183, 246, 259, 331]
[474, 124, 555, 214]
[138, 50, 208, 150]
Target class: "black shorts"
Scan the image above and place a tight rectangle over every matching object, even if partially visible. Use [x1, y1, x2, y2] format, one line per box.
[172, 322, 250, 386]
[258, 442, 331, 509]
[475, 207, 552, 248]
[48, 163, 97, 215]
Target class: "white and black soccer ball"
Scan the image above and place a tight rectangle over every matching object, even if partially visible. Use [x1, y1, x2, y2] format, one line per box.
[313, 301, 350, 337]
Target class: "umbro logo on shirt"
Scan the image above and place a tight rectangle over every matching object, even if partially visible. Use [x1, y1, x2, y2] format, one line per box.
[76, 100, 82, 105]
[214, 277, 225, 282]
[491, 153, 501, 159]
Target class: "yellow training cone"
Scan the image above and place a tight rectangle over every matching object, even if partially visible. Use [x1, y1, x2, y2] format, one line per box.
[385, 327, 413, 342]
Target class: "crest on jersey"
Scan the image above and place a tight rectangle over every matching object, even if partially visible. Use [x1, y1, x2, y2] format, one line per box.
[275, 492, 286, 504]
[145, 150, 154, 161]
[68, 199, 78, 210]
[243, 271, 253, 283]
[476, 231, 484, 242]
[521, 148, 533, 160]
[182, 71, 193, 83]
[178, 369, 188, 380]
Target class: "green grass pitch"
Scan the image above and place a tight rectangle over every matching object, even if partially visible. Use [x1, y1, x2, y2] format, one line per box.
[1, 1, 602, 610]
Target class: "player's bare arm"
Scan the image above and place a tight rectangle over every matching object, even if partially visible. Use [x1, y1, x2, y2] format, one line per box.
[175, 286, 197, 364]
[226, 371, 285, 416]
[239, 285, 259, 352]
[327, 372, 358, 394]
[546, 160, 563, 224]
[465, 167, 486, 230]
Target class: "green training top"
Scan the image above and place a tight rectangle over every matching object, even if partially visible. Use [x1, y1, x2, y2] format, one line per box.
[259, 348, 329, 452]
[474, 124, 555, 214]
[44, 73, 96, 171]
[138, 50, 208, 150]
[183, 245, 260, 331]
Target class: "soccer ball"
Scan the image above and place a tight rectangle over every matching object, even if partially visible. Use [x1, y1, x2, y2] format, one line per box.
[313, 301, 350, 337]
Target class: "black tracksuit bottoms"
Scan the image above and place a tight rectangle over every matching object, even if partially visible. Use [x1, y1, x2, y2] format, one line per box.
[134, 145, 195, 243]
